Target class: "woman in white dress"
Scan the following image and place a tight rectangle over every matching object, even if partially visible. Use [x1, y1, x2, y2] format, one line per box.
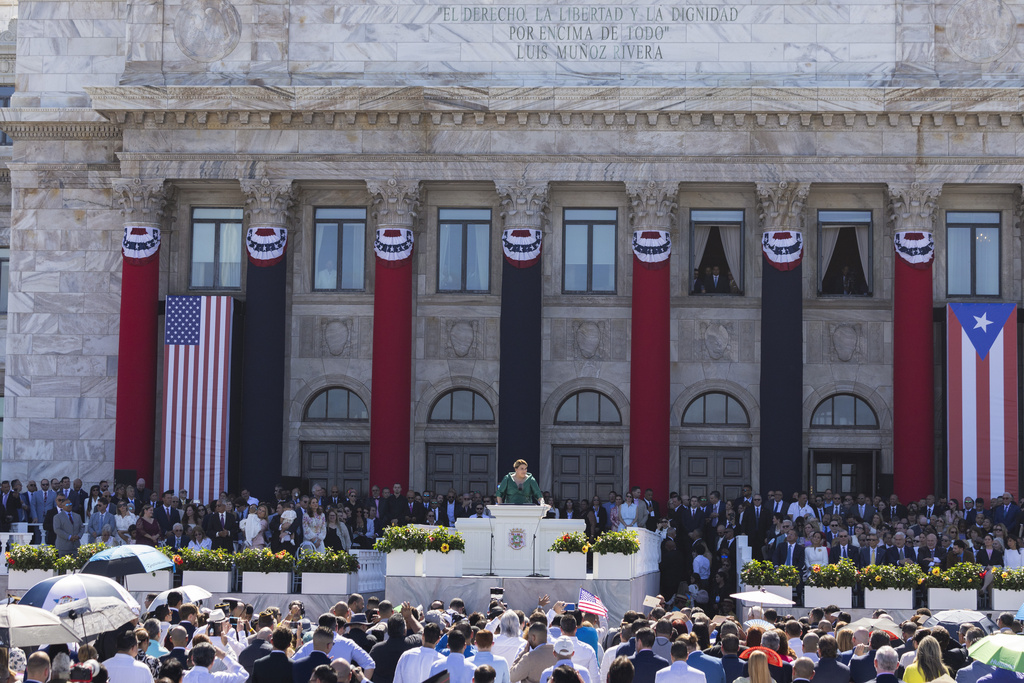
[1003, 535, 1024, 569]
[114, 501, 137, 545]
[804, 531, 830, 577]
[619, 491, 640, 529]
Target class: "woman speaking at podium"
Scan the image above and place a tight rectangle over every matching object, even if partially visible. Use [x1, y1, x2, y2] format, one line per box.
[496, 459, 543, 505]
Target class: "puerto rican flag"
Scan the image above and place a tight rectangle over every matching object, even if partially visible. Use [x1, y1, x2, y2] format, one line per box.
[947, 303, 1018, 501]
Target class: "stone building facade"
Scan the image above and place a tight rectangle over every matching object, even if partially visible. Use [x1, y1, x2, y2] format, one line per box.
[0, 0, 1021, 502]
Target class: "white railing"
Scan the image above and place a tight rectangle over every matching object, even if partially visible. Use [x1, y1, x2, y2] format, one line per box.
[353, 550, 385, 593]
[635, 528, 662, 575]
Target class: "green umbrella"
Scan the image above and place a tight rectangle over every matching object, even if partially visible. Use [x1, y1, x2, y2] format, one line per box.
[969, 633, 1024, 672]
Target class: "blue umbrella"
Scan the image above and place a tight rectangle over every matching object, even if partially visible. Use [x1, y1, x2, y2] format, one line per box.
[80, 545, 173, 578]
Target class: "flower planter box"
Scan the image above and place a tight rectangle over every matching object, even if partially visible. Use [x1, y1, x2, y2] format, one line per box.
[928, 588, 977, 610]
[301, 572, 352, 595]
[385, 550, 423, 577]
[8, 568, 55, 590]
[992, 589, 1024, 611]
[423, 551, 463, 578]
[803, 586, 853, 609]
[864, 588, 913, 609]
[242, 571, 292, 593]
[182, 570, 234, 593]
[549, 552, 587, 579]
[126, 571, 173, 592]
[594, 553, 635, 580]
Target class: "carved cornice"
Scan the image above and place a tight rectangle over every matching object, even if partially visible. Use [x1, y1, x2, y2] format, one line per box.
[366, 178, 420, 229]
[626, 180, 679, 231]
[239, 177, 297, 228]
[495, 179, 548, 229]
[111, 178, 171, 227]
[887, 182, 943, 232]
[756, 181, 810, 231]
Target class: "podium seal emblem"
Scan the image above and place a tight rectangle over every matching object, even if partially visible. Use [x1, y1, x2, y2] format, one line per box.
[508, 528, 526, 550]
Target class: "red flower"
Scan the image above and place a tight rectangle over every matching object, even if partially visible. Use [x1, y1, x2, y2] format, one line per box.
[562, 534, 570, 541]
[173, 555, 183, 566]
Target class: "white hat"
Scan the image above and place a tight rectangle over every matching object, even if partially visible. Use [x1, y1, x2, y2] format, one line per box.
[207, 608, 228, 623]
[553, 637, 575, 657]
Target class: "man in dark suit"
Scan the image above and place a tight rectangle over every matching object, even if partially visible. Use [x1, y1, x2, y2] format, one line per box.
[917, 533, 947, 571]
[292, 627, 335, 683]
[963, 497, 981, 527]
[865, 644, 900, 683]
[848, 494, 877, 523]
[829, 529, 860, 566]
[859, 533, 885, 567]
[882, 495, 908, 523]
[883, 532, 918, 566]
[742, 494, 772, 560]
[628, 628, 670, 683]
[643, 489, 661, 531]
[0, 481, 20, 532]
[792, 657, 815, 683]
[202, 499, 238, 552]
[398, 491, 425, 526]
[705, 265, 730, 293]
[771, 529, 805, 571]
[720, 634, 746, 683]
[992, 493, 1020, 528]
[251, 626, 295, 683]
[893, 624, 917, 659]
[850, 632, 889, 683]
[154, 490, 181, 537]
[159, 626, 191, 670]
[679, 496, 706, 534]
[813, 635, 852, 683]
[369, 615, 421, 683]
[238, 628, 274, 675]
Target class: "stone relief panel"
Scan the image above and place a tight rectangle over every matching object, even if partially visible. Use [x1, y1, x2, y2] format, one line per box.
[423, 318, 498, 359]
[829, 323, 861, 363]
[676, 319, 754, 363]
[701, 322, 733, 361]
[295, 316, 372, 358]
[174, 0, 243, 63]
[322, 318, 353, 357]
[944, 0, 1016, 63]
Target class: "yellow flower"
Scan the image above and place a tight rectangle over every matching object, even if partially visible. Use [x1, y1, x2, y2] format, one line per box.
[440, 543, 450, 553]
[917, 577, 925, 584]
[1003, 572, 1010, 579]
[582, 545, 591, 553]
[812, 565, 821, 573]
[875, 576, 881, 582]
[932, 567, 941, 576]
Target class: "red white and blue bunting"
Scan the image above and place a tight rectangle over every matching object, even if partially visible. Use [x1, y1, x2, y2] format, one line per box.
[245, 227, 288, 267]
[121, 226, 161, 265]
[632, 230, 671, 270]
[762, 230, 803, 271]
[501, 228, 542, 268]
[894, 231, 934, 269]
[374, 227, 415, 267]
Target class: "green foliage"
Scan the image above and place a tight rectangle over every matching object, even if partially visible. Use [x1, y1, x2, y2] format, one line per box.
[740, 560, 800, 587]
[993, 567, 1024, 590]
[296, 549, 360, 574]
[593, 530, 640, 555]
[162, 548, 235, 572]
[424, 528, 466, 553]
[5, 544, 57, 571]
[806, 558, 858, 588]
[857, 562, 925, 590]
[234, 548, 294, 573]
[923, 562, 986, 590]
[374, 526, 428, 553]
[548, 531, 591, 554]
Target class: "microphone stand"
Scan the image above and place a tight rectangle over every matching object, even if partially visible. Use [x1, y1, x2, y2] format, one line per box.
[529, 504, 549, 577]
[486, 514, 496, 576]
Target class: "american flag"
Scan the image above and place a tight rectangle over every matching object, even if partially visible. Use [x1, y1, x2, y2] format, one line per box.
[578, 588, 608, 617]
[161, 296, 234, 504]
[947, 303, 1018, 501]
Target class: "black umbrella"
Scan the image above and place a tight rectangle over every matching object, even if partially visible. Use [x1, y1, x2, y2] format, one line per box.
[923, 610, 997, 638]
[79, 545, 173, 577]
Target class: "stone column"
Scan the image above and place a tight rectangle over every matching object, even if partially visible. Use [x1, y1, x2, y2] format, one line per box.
[366, 179, 421, 490]
[238, 177, 296, 500]
[112, 177, 171, 485]
[495, 179, 548, 476]
[626, 181, 677, 505]
[889, 182, 941, 500]
[756, 181, 809, 495]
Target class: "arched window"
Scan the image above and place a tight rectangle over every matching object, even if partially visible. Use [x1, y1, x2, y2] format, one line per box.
[304, 387, 368, 421]
[811, 393, 878, 428]
[430, 389, 494, 422]
[555, 391, 621, 424]
[682, 392, 749, 426]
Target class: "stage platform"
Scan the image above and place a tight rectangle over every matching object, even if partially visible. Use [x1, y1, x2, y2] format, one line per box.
[386, 572, 660, 622]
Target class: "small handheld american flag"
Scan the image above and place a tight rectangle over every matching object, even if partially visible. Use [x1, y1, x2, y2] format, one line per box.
[578, 588, 608, 617]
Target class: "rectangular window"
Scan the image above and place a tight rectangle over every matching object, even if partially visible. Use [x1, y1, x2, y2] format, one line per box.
[0, 87, 12, 147]
[690, 209, 743, 295]
[0, 248, 8, 313]
[563, 208, 617, 294]
[438, 208, 491, 293]
[818, 210, 872, 296]
[947, 211, 1000, 296]
[313, 207, 366, 291]
[190, 207, 243, 289]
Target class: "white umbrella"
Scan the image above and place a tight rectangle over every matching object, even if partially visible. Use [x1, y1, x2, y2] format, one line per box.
[20, 574, 140, 613]
[0, 603, 81, 647]
[147, 585, 214, 611]
[730, 588, 796, 606]
[53, 597, 138, 642]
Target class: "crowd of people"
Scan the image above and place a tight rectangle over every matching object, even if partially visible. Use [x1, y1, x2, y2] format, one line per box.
[1, 580, 1018, 683]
